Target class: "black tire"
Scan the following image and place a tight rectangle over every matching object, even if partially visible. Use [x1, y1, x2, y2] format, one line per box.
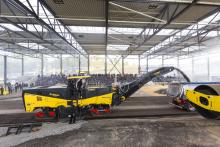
[194, 104, 219, 119]
[194, 88, 219, 119]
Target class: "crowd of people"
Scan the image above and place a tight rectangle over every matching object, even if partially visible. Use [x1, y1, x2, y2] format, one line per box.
[87, 74, 137, 86]
[0, 82, 28, 95]
[35, 74, 67, 87]
[35, 74, 138, 87]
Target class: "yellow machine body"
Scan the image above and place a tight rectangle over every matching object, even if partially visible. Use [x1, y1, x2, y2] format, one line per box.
[186, 90, 220, 112]
[24, 92, 113, 112]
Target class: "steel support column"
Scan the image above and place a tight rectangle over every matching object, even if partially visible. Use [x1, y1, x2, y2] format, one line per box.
[4, 56, 7, 85]
[79, 54, 81, 74]
[21, 55, 24, 76]
[60, 54, 63, 74]
[88, 55, 90, 74]
[207, 57, 210, 81]
[41, 54, 44, 77]
[177, 56, 179, 68]
[192, 56, 194, 80]
[105, 0, 109, 74]
[138, 55, 141, 74]
[146, 56, 149, 73]
[122, 56, 124, 75]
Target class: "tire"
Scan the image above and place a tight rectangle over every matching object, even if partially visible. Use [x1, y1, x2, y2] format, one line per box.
[194, 88, 220, 119]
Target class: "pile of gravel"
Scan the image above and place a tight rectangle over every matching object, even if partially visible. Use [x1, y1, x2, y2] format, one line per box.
[0, 121, 86, 147]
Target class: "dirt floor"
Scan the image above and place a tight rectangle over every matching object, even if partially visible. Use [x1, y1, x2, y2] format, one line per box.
[1, 84, 220, 147]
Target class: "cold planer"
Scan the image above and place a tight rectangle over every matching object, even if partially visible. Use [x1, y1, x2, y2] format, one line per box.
[22, 67, 188, 120]
[186, 84, 220, 119]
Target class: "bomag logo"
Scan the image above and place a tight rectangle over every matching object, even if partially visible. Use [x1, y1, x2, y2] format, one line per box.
[101, 94, 111, 99]
[49, 93, 60, 97]
[37, 96, 42, 101]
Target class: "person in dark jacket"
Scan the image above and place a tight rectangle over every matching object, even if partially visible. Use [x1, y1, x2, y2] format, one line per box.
[0, 86, 4, 95]
[76, 79, 83, 98]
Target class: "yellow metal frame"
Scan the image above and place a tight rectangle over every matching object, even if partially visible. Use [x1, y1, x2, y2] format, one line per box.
[186, 90, 220, 112]
[24, 92, 113, 112]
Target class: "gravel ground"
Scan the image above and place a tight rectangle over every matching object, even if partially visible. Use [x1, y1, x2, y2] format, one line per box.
[0, 121, 86, 147]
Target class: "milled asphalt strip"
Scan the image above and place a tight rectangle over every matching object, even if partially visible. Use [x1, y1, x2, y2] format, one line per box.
[0, 109, 25, 114]
[0, 97, 22, 101]
[0, 98, 22, 102]
[0, 105, 171, 114]
[112, 105, 171, 110]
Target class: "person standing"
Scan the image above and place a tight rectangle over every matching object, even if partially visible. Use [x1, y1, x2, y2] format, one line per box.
[8, 82, 12, 94]
[76, 79, 83, 98]
[0, 86, 3, 95]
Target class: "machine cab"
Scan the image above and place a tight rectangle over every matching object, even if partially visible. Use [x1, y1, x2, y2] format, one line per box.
[67, 75, 91, 99]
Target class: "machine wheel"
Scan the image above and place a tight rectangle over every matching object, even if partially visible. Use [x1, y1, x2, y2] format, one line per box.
[193, 104, 219, 119]
[194, 87, 220, 119]
[34, 107, 56, 120]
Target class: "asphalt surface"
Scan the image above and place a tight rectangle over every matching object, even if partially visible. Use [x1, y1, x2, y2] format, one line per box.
[0, 92, 22, 100]
[0, 100, 23, 110]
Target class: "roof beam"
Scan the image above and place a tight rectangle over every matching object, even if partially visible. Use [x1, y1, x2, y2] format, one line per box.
[0, 0, 75, 55]
[109, 2, 166, 23]
[39, 0, 88, 56]
[2, 15, 220, 27]
[110, 0, 220, 6]
[0, 38, 39, 54]
[122, 0, 199, 58]
[146, 7, 220, 58]
[11, 0, 87, 57]
[150, 24, 220, 58]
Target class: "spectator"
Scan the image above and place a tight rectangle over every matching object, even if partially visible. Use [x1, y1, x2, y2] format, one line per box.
[34, 73, 137, 87]
[0, 86, 3, 95]
[7, 82, 12, 94]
